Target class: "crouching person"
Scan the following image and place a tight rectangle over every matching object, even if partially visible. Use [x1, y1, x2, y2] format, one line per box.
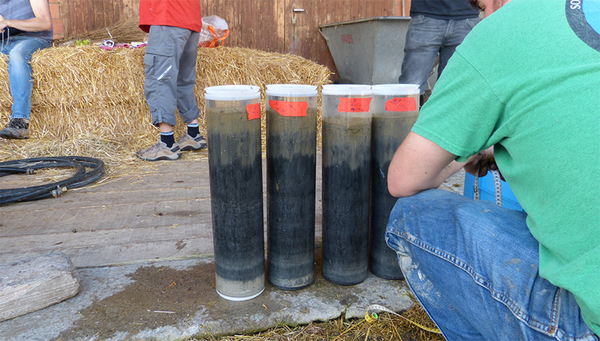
[385, 0, 600, 340]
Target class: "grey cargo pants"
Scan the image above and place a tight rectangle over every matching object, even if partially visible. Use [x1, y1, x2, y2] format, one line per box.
[144, 25, 200, 127]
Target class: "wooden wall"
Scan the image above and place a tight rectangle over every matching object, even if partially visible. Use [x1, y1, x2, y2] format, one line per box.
[53, 0, 412, 80]
[52, 0, 139, 38]
[200, 0, 410, 79]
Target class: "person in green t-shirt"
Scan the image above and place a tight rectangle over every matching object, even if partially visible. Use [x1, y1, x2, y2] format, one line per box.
[385, 0, 600, 340]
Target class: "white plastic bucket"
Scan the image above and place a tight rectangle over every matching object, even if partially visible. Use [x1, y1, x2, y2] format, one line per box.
[266, 84, 317, 97]
[322, 84, 372, 96]
[204, 85, 260, 101]
[370, 84, 420, 96]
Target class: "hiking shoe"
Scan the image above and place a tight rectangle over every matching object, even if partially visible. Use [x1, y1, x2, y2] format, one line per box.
[177, 133, 207, 151]
[0, 118, 30, 139]
[136, 141, 182, 161]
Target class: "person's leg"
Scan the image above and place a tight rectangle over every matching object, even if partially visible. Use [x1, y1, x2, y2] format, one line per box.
[174, 30, 206, 151]
[398, 16, 447, 93]
[6, 37, 51, 120]
[143, 25, 192, 128]
[386, 189, 598, 341]
[438, 17, 480, 77]
[176, 30, 200, 125]
[0, 37, 51, 139]
[139, 26, 193, 160]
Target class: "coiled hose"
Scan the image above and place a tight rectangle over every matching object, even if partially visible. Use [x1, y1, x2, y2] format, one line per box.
[0, 156, 104, 206]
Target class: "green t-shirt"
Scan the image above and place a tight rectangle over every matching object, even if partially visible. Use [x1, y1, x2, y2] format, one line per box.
[412, 0, 600, 334]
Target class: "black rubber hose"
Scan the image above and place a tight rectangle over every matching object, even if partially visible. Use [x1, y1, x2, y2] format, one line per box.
[0, 156, 105, 206]
[0, 168, 30, 176]
[0, 159, 84, 204]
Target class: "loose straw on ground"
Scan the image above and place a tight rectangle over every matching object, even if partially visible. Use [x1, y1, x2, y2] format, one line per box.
[194, 302, 445, 341]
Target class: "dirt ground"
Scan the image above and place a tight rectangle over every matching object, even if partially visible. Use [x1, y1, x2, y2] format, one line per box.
[55, 248, 439, 341]
[57, 261, 217, 339]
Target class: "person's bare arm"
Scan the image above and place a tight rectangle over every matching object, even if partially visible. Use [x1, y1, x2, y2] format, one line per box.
[0, 0, 52, 33]
[387, 132, 495, 197]
[387, 132, 463, 197]
[470, 0, 511, 17]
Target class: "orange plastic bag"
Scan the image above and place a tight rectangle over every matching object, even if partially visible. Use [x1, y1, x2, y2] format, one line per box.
[198, 15, 229, 48]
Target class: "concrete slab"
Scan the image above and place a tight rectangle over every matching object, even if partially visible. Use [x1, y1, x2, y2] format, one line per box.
[0, 255, 413, 341]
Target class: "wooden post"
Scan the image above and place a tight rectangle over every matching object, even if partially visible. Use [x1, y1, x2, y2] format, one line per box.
[393, 0, 410, 17]
[393, 0, 401, 16]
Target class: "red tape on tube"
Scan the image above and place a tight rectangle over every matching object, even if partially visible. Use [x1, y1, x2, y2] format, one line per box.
[269, 100, 309, 117]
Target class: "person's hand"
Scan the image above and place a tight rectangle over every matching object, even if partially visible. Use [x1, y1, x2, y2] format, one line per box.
[463, 147, 502, 178]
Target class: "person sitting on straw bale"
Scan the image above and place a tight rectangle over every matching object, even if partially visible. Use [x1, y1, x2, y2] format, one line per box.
[0, 0, 52, 139]
[386, 0, 600, 339]
[136, 0, 207, 161]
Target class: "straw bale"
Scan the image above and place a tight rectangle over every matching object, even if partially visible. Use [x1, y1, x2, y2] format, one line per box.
[0, 46, 332, 173]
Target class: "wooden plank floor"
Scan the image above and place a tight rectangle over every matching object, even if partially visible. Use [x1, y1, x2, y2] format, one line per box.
[0, 156, 461, 269]
[0, 158, 328, 268]
[0, 160, 218, 267]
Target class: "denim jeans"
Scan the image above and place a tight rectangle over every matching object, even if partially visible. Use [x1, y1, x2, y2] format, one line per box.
[0, 36, 51, 120]
[144, 25, 200, 127]
[386, 189, 598, 341]
[398, 15, 480, 93]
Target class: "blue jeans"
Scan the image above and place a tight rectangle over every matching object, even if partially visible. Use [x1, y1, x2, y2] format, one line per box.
[144, 25, 200, 127]
[386, 189, 598, 341]
[0, 36, 52, 120]
[398, 16, 480, 93]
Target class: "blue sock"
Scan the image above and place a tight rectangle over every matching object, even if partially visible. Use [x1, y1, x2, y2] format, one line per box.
[160, 131, 175, 148]
[187, 123, 199, 137]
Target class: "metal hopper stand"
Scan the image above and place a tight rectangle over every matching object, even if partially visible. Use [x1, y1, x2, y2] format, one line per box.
[319, 16, 437, 88]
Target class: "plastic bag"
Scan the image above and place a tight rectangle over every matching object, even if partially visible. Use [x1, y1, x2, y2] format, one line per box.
[198, 15, 229, 48]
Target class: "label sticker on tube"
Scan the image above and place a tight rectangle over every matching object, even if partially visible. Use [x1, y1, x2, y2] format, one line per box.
[385, 97, 418, 112]
[338, 97, 372, 112]
[269, 100, 308, 117]
[247, 103, 261, 120]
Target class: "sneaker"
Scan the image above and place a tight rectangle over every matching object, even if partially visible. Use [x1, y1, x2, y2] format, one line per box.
[136, 141, 182, 161]
[177, 133, 207, 151]
[0, 118, 30, 139]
